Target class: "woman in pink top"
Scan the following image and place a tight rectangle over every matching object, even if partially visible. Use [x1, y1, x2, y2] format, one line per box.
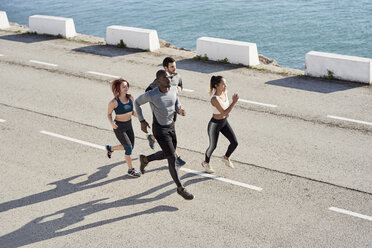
[201, 76, 239, 173]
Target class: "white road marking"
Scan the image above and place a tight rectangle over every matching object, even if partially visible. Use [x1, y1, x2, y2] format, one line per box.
[29, 60, 58, 67]
[40, 130, 105, 150]
[329, 207, 372, 221]
[327, 115, 372, 126]
[0, 54, 4, 56]
[87, 71, 120, 79]
[181, 167, 262, 191]
[238, 99, 278, 108]
[0, 119, 6, 123]
[182, 88, 194, 92]
[40, 130, 261, 191]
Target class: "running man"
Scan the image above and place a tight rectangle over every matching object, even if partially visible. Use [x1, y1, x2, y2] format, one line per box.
[145, 57, 186, 167]
[134, 70, 194, 200]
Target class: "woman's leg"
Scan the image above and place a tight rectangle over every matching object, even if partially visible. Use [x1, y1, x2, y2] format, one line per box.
[220, 120, 238, 158]
[205, 120, 221, 163]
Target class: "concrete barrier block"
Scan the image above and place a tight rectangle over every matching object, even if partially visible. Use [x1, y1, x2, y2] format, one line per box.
[305, 51, 372, 84]
[0, 11, 10, 29]
[29, 15, 76, 38]
[106, 25, 160, 51]
[196, 37, 259, 66]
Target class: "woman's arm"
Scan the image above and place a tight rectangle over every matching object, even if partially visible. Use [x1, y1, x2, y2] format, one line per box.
[107, 99, 118, 129]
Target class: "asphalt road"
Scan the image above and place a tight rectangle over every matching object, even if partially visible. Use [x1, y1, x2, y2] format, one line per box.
[0, 30, 371, 247]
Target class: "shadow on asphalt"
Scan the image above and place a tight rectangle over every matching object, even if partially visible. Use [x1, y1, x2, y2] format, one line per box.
[72, 45, 145, 57]
[0, 33, 60, 43]
[265, 75, 365, 94]
[176, 58, 243, 74]
[0, 165, 210, 247]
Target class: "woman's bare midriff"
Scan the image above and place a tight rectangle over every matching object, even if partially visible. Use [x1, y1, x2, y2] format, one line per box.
[115, 112, 132, 122]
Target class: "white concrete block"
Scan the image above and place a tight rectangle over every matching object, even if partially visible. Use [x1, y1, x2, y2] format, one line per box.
[0, 11, 10, 29]
[106, 25, 160, 51]
[196, 37, 259, 66]
[305, 51, 372, 84]
[29, 15, 76, 38]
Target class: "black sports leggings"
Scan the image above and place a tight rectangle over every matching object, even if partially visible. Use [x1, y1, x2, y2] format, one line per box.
[146, 120, 182, 188]
[205, 118, 238, 163]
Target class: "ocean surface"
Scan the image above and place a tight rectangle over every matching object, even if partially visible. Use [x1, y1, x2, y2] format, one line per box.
[1, 0, 371, 69]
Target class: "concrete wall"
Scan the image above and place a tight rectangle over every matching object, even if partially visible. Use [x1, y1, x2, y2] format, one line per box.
[305, 51, 372, 84]
[29, 15, 76, 38]
[106, 25, 160, 51]
[196, 37, 259, 66]
[0, 11, 10, 29]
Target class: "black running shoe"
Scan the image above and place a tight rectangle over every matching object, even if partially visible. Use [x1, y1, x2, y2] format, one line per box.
[105, 145, 112, 159]
[128, 168, 141, 178]
[177, 188, 194, 200]
[139, 155, 148, 174]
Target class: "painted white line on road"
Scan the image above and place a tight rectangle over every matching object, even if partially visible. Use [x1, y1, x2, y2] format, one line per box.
[40, 130, 105, 150]
[88, 71, 120, 79]
[40, 130, 260, 190]
[181, 167, 262, 191]
[327, 115, 372, 126]
[29, 60, 58, 67]
[182, 88, 194, 92]
[0, 119, 6, 123]
[0, 54, 4, 57]
[329, 207, 372, 221]
[238, 99, 277, 108]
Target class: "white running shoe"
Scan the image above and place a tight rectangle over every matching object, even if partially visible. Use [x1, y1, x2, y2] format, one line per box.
[221, 156, 234, 168]
[201, 161, 215, 173]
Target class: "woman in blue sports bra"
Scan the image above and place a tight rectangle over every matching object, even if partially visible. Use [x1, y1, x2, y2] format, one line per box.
[106, 78, 141, 178]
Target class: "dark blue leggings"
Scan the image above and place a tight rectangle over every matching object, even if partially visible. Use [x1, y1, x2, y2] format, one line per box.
[205, 118, 238, 163]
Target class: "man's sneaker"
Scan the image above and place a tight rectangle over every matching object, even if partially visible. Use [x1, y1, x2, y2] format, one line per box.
[139, 155, 148, 174]
[201, 161, 215, 173]
[105, 145, 112, 159]
[147, 134, 155, 149]
[221, 156, 234, 168]
[177, 188, 194, 200]
[175, 156, 186, 166]
[128, 168, 141, 178]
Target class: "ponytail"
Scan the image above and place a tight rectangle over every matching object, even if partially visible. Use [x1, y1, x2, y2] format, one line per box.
[209, 75, 223, 95]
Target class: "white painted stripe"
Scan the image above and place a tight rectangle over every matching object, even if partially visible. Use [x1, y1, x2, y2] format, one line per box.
[180, 167, 262, 191]
[40, 130, 261, 190]
[329, 207, 372, 221]
[0, 119, 6, 123]
[88, 71, 120, 79]
[0, 54, 4, 56]
[238, 99, 277, 108]
[40, 130, 105, 150]
[182, 88, 194, 92]
[327, 115, 372, 126]
[29, 60, 58, 67]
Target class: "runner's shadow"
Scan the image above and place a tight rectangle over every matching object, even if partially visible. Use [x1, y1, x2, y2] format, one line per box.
[0, 169, 211, 247]
[0, 33, 59, 43]
[265, 76, 364, 94]
[0, 161, 129, 213]
[72, 45, 145, 57]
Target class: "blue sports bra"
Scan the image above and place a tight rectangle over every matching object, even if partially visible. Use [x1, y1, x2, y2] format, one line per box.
[114, 98, 133, 115]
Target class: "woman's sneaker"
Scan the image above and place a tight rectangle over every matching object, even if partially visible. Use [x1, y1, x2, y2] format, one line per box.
[128, 168, 141, 178]
[221, 156, 234, 168]
[105, 145, 112, 159]
[201, 161, 215, 173]
[177, 188, 194, 200]
[147, 134, 155, 149]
